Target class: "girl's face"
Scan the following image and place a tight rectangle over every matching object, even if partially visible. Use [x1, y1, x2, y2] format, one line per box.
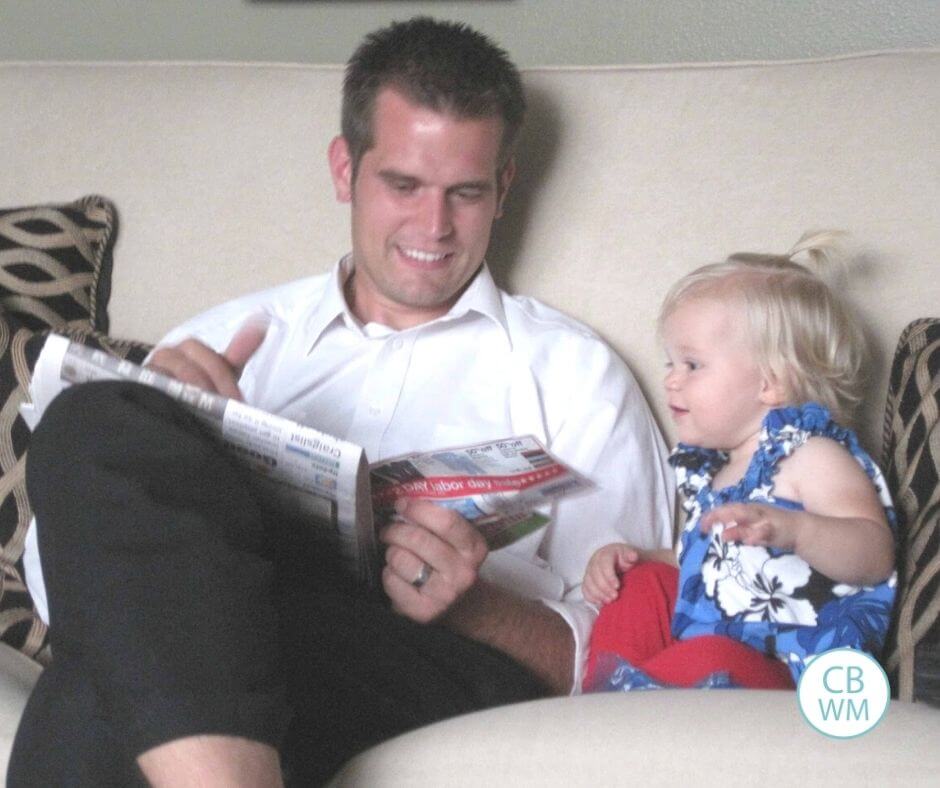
[662, 296, 778, 456]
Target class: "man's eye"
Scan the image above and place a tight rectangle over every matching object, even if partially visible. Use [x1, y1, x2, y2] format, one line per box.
[454, 188, 485, 202]
[389, 179, 416, 193]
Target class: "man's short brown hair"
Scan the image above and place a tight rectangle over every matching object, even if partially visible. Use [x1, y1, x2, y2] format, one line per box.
[342, 17, 526, 177]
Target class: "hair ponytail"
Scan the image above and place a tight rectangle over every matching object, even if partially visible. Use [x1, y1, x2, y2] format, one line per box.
[787, 229, 848, 273]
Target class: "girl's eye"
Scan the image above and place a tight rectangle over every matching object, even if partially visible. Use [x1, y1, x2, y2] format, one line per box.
[685, 361, 700, 371]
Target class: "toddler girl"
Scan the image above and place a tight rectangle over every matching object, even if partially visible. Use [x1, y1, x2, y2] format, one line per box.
[583, 232, 896, 691]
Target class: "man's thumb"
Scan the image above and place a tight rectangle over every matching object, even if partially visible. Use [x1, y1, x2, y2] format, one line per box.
[223, 317, 269, 372]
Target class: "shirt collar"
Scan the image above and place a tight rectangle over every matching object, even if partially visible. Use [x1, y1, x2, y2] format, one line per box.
[305, 255, 512, 354]
[443, 261, 512, 345]
[301, 255, 356, 352]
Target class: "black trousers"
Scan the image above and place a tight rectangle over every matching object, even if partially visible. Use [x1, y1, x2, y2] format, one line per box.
[9, 382, 548, 786]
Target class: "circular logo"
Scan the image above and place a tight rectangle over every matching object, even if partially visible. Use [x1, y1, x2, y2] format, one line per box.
[797, 648, 890, 738]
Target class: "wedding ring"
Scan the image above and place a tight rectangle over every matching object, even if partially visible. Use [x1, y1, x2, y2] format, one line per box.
[411, 562, 432, 590]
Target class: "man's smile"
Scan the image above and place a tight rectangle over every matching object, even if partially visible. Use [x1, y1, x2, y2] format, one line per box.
[396, 245, 454, 268]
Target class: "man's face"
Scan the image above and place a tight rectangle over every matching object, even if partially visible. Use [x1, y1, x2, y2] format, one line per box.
[329, 88, 514, 329]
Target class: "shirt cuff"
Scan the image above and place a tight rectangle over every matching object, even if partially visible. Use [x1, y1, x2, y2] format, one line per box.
[540, 596, 597, 695]
[24, 517, 49, 625]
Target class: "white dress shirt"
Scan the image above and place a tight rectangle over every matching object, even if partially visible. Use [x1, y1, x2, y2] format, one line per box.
[27, 256, 674, 692]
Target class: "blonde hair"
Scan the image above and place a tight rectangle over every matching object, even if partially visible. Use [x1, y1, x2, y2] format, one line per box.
[658, 231, 866, 423]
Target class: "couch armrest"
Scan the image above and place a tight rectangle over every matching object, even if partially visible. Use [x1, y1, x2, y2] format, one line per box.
[331, 691, 940, 785]
[0, 642, 41, 783]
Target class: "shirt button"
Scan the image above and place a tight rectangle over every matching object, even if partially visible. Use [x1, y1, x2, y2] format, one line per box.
[392, 338, 404, 350]
[369, 406, 380, 416]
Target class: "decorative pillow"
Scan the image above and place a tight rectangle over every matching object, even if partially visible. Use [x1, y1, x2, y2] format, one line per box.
[0, 314, 49, 660]
[882, 318, 940, 704]
[0, 196, 151, 662]
[0, 194, 116, 334]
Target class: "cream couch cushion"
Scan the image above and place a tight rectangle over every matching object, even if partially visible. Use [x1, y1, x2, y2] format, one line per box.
[0, 644, 42, 782]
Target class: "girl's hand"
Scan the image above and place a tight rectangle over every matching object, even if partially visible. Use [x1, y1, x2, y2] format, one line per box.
[582, 543, 640, 606]
[700, 503, 801, 551]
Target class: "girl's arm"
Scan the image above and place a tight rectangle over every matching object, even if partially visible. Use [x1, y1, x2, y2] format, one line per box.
[701, 437, 894, 586]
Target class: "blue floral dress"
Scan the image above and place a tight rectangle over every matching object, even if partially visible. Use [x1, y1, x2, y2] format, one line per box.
[670, 402, 897, 684]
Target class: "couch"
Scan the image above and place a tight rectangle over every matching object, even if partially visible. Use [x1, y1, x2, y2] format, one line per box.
[0, 50, 938, 784]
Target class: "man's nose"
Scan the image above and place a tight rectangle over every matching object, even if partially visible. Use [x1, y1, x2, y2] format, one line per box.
[419, 191, 454, 239]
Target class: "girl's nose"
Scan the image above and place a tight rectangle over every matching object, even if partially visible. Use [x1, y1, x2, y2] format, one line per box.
[664, 368, 681, 390]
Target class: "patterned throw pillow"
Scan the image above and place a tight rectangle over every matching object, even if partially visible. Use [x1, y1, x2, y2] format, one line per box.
[0, 195, 116, 334]
[0, 196, 151, 662]
[882, 318, 940, 704]
[0, 316, 49, 659]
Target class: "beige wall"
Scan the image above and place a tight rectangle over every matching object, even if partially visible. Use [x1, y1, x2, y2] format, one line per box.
[1, 0, 938, 66]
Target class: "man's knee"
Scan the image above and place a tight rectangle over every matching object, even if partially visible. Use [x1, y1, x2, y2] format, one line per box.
[25, 379, 236, 552]
[29, 380, 184, 476]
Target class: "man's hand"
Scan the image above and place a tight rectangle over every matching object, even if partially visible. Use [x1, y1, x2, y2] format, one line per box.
[379, 498, 488, 624]
[146, 320, 268, 400]
[582, 543, 640, 606]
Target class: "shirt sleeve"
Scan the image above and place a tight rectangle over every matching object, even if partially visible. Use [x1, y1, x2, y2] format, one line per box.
[147, 290, 293, 404]
[151, 298, 268, 356]
[533, 333, 675, 694]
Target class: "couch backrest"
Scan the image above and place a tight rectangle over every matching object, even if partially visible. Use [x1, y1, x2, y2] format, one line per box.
[2, 52, 938, 454]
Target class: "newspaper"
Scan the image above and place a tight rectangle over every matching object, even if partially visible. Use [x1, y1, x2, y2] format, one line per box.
[28, 335, 594, 587]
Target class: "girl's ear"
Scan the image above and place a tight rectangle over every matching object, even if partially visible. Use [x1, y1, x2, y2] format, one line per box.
[759, 373, 788, 407]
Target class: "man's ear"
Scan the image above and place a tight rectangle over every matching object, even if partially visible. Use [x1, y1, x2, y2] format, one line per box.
[328, 135, 354, 203]
[759, 373, 788, 407]
[495, 157, 516, 219]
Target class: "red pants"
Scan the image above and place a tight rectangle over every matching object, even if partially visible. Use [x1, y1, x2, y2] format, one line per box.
[584, 561, 794, 691]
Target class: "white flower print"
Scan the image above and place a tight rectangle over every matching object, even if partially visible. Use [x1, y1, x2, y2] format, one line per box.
[776, 425, 806, 452]
[832, 582, 862, 597]
[750, 483, 774, 501]
[703, 536, 817, 624]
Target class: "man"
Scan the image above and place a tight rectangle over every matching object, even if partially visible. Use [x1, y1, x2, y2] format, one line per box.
[12, 17, 673, 786]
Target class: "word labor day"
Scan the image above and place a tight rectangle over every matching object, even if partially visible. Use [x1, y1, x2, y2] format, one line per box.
[374, 465, 566, 504]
